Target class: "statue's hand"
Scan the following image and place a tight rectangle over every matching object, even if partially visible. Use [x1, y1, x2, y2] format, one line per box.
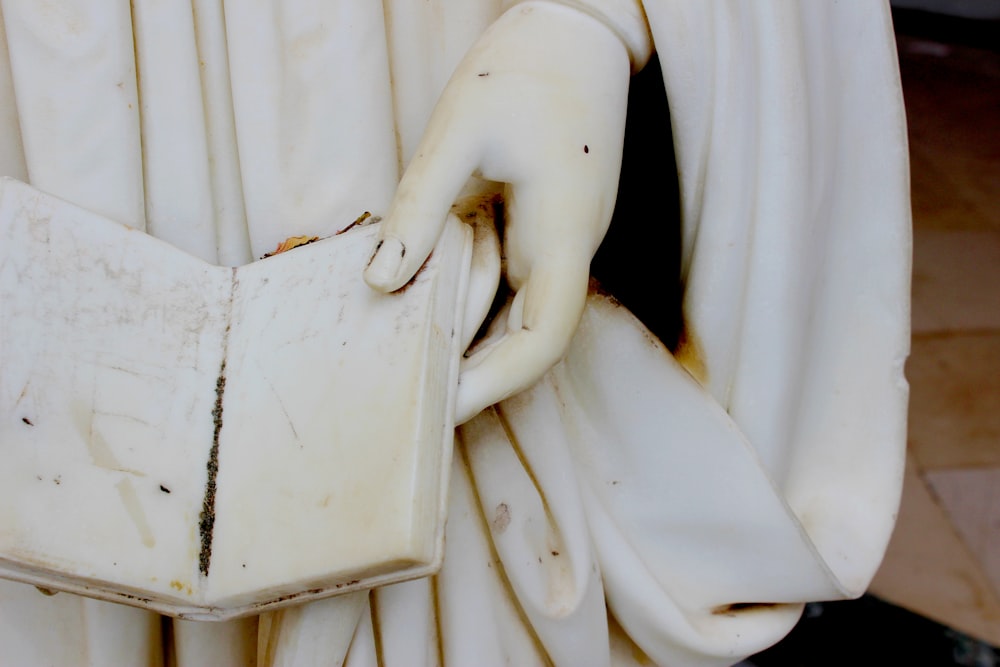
[364, 1, 630, 424]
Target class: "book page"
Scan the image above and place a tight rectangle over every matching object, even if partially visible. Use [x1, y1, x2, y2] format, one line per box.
[0, 178, 228, 606]
[207, 219, 470, 613]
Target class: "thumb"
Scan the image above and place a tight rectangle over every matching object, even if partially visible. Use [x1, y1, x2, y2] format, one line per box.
[364, 109, 480, 292]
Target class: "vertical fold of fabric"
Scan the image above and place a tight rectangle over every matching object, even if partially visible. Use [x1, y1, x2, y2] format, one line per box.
[435, 449, 551, 667]
[0, 5, 25, 181]
[173, 617, 257, 667]
[131, 0, 217, 263]
[0, 0, 145, 229]
[373, 578, 441, 667]
[382, 0, 502, 168]
[0, 580, 164, 666]
[256, 591, 369, 667]
[461, 399, 610, 666]
[645, 0, 909, 592]
[192, 0, 252, 267]
[223, 0, 399, 258]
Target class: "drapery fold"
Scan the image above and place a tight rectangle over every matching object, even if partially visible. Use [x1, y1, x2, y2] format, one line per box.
[0, 1, 909, 665]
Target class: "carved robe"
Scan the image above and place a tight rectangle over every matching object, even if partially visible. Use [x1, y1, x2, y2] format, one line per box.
[0, 1, 909, 665]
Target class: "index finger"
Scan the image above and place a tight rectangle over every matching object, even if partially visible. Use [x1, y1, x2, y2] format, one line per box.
[364, 115, 479, 292]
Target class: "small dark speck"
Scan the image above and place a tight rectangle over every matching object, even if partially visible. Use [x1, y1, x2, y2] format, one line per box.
[551, 550, 560, 556]
[160, 485, 171, 494]
[584, 145, 589, 154]
[242, 563, 246, 568]
[53, 476, 61, 485]
[21, 417, 33, 426]
[366, 239, 384, 269]
[478, 71, 489, 77]
[611, 480, 620, 485]
[35, 475, 42, 481]
[538, 557, 543, 564]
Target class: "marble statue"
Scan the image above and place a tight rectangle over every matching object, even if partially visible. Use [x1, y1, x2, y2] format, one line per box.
[0, 0, 911, 665]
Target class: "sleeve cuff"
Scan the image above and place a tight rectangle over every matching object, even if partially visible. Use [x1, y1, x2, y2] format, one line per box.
[504, 0, 653, 72]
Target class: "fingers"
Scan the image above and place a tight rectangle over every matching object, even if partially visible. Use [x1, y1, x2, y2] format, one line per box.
[460, 204, 502, 350]
[364, 107, 479, 292]
[454, 176, 609, 425]
[455, 253, 590, 425]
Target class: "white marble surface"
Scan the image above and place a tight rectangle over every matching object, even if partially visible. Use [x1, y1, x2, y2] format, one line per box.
[0, 179, 472, 618]
[0, 1, 912, 665]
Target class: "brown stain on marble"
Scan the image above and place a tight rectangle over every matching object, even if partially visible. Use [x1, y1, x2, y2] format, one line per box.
[673, 316, 708, 386]
[711, 602, 780, 617]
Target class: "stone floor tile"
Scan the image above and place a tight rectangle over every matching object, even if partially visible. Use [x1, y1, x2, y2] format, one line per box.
[897, 35, 1000, 233]
[912, 230, 1000, 334]
[926, 467, 1000, 598]
[869, 455, 1000, 646]
[907, 332, 1000, 468]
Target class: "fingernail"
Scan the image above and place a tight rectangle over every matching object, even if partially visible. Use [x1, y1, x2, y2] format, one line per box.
[366, 236, 405, 286]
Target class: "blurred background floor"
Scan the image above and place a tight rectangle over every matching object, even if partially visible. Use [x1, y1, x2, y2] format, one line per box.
[744, 7, 1000, 664]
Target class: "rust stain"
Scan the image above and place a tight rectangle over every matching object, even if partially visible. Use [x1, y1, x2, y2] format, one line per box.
[262, 235, 319, 258]
[587, 277, 620, 305]
[630, 643, 653, 666]
[335, 211, 377, 236]
[673, 317, 708, 386]
[253, 587, 329, 609]
[169, 580, 193, 595]
[450, 191, 503, 226]
[711, 602, 779, 617]
[392, 250, 432, 294]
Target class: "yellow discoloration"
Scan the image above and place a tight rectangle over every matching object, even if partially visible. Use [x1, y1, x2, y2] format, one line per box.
[267, 235, 320, 257]
[170, 580, 193, 595]
[674, 320, 708, 387]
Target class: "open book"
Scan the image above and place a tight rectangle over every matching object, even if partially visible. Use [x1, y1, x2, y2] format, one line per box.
[0, 178, 471, 619]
